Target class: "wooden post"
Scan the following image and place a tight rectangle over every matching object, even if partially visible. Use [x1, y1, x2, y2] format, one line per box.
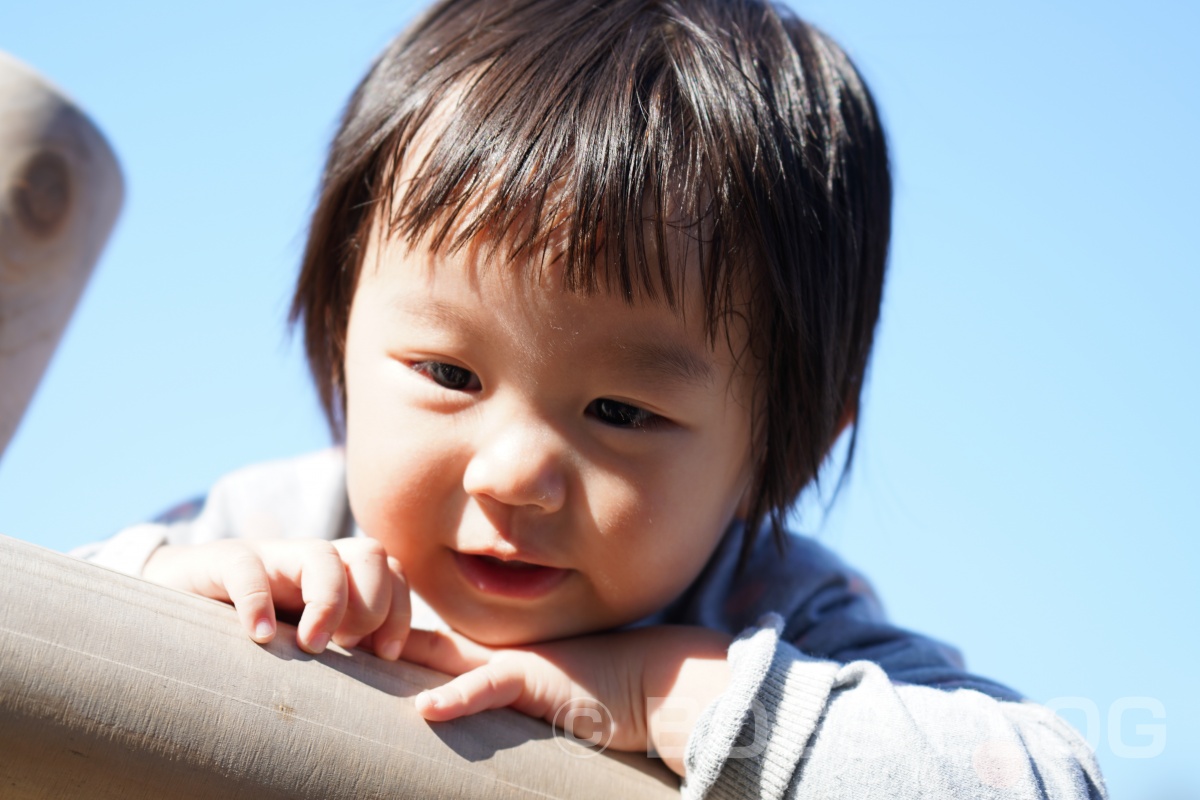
[0, 535, 679, 798]
[0, 52, 123, 460]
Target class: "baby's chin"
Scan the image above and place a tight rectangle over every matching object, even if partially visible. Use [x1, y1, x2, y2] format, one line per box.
[442, 609, 627, 648]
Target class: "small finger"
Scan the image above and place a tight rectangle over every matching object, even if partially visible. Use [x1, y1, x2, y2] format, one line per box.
[370, 557, 411, 661]
[416, 663, 524, 721]
[330, 539, 392, 647]
[296, 541, 349, 654]
[402, 628, 494, 675]
[218, 548, 276, 644]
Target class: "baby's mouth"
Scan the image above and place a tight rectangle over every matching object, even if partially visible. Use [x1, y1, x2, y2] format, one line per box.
[476, 555, 541, 570]
[454, 551, 570, 599]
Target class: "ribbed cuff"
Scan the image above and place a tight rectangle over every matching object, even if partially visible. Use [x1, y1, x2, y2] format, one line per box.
[682, 614, 841, 800]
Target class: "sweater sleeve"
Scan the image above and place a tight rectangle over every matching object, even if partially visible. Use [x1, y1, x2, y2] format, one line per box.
[680, 615, 1107, 800]
[69, 449, 350, 576]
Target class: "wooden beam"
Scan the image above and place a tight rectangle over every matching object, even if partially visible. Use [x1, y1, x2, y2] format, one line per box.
[0, 535, 679, 798]
[0, 52, 123, 459]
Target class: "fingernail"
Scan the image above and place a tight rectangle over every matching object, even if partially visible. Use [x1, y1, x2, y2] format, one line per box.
[254, 619, 274, 642]
[418, 691, 440, 710]
[307, 632, 330, 654]
[379, 639, 402, 661]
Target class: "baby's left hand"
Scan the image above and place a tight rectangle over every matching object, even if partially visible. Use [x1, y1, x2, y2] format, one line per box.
[401, 625, 732, 778]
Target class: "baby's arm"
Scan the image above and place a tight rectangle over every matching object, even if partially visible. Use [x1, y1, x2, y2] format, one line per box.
[401, 624, 734, 777]
[682, 616, 1106, 799]
[402, 530, 1107, 799]
[402, 617, 1105, 799]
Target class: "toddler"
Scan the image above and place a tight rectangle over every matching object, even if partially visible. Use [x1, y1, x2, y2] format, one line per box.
[78, 0, 1106, 796]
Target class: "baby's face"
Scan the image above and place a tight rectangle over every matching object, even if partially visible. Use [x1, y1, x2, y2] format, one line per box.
[342, 229, 754, 646]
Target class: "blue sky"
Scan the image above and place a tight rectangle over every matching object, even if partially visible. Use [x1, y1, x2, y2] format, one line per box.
[2, 2, 1197, 796]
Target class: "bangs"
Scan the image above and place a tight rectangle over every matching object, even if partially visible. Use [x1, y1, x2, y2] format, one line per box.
[340, 0, 825, 339]
[296, 0, 891, 549]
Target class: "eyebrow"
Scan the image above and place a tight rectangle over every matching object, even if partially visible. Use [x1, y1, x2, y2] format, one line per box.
[402, 299, 478, 330]
[396, 297, 714, 389]
[606, 339, 715, 390]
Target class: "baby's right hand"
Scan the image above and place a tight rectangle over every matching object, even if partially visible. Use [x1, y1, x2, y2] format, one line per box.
[142, 538, 410, 660]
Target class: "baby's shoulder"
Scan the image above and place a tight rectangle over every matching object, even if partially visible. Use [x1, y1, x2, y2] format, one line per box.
[735, 529, 886, 625]
[159, 448, 350, 543]
[665, 525, 883, 634]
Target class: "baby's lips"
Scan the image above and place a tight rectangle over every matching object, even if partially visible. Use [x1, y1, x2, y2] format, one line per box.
[454, 543, 561, 570]
[473, 554, 545, 570]
[453, 551, 571, 599]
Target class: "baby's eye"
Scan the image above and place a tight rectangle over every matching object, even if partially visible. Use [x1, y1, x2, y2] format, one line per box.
[586, 398, 661, 429]
[413, 361, 481, 392]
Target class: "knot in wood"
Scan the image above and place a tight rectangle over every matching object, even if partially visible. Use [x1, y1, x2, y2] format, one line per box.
[10, 150, 71, 238]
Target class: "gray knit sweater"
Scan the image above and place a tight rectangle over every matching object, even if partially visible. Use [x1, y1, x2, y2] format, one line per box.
[73, 449, 1107, 799]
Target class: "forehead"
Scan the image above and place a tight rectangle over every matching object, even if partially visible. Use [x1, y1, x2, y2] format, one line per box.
[356, 215, 747, 389]
[368, 79, 740, 341]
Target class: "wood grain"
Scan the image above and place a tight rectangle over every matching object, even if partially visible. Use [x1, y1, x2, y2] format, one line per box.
[0, 535, 679, 798]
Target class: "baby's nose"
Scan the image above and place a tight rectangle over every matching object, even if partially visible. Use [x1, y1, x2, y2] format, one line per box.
[461, 414, 567, 513]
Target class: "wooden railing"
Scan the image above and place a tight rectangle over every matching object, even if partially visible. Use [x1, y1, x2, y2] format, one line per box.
[0, 535, 678, 798]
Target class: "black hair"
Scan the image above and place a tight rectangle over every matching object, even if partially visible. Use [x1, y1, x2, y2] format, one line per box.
[291, 0, 891, 557]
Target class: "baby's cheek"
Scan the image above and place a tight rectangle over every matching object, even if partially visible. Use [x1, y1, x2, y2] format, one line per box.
[347, 447, 444, 545]
[647, 500, 735, 593]
[585, 469, 660, 544]
[634, 531, 719, 601]
[586, 476, 714, 614]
